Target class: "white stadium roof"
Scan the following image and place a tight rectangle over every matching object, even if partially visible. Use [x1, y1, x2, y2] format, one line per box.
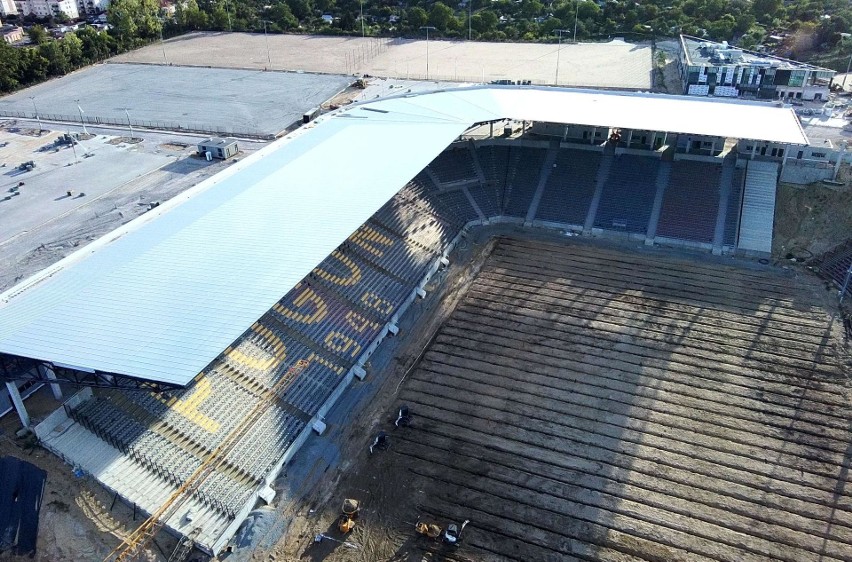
[0, 86, 809, 387]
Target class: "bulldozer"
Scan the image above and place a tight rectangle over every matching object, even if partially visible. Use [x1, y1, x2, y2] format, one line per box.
[415, 519, 442, 540]
[337, 498, 360, 533]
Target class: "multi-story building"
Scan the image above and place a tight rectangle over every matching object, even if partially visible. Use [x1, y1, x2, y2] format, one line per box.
[76, 0, 107, 17]
[0, 0, 18, 16]
[678, 34, 834, 101]
[13, 0, 79, 19]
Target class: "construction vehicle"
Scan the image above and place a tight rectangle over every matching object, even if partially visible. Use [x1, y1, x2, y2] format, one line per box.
[337, 498, 360, 533]
[442, 519, 470, 546]
[415, 519, 442, 540]
[103, 359, 309, 562]
[395, 404, 411, 427]
[369, 431, 389, 454]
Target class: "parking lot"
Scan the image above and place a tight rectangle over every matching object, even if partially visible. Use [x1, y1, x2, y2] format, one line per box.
[0, 121, 267, 292]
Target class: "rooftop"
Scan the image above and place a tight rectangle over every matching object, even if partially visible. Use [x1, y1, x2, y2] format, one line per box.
[680, 34, 833, 73]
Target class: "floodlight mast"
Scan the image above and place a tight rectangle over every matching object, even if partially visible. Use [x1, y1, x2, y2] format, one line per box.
[553, 29, 570, 86]
[420, 26, 437, 80]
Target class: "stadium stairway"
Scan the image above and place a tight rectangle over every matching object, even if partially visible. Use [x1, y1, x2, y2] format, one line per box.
[810, 240, 852, 299]
[738, 160, 779, 255]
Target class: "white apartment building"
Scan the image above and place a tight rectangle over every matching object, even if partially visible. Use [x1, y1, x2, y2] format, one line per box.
[14, 0, 79, 19]
[0, 0, 18, 17]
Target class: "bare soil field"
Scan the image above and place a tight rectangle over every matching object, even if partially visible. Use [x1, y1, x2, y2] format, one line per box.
[274, 235, 851, 562]
[115, 33, 653, 89]
[774, 170, 852, 259]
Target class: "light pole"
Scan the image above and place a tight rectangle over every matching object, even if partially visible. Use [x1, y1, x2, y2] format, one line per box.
[124, 108, 135, 141]
[262, 20, 272, 66]
[420, 26, 436, 80]
[29, 96, 42, 134]
[554, 29, 569, 85]
[573, 1, 580, 43]
[159, 18, 166, 63]
[75, 99, 87, 135]
[468, 0, 472, 41]
[360, 0, 365, 37]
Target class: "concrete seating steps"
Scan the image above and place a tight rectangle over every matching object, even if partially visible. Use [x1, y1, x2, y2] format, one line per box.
[476, 145, 511, 190]
[435, 190, 479, 224]
[467, 183, 501, 218]
[311, 251, 409, 321]
[427, 147, 478, 184]
[535, 149, 601, 225]
[273, 283, 384, 364]
[343, 231, 436, 283]
[503, 147, 547, 217]
[656, 160, 722, 243]
[371, 205, 457, 251]
[594, 155, 660, 233]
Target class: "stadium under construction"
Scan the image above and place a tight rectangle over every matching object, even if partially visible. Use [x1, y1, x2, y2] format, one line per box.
[0, 86, 835, 558]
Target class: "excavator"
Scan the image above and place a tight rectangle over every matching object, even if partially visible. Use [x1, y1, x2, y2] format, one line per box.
[337, 498, 361, 533]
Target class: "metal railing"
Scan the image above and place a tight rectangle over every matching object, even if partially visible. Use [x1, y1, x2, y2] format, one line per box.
[0, 109, 276, 140]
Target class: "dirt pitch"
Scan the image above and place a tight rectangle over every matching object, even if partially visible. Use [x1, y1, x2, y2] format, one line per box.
[115, 33, 653, 89]
[278, 235, 851, 562]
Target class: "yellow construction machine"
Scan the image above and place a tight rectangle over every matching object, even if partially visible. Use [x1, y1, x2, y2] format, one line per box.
[337, 498, 360, 533]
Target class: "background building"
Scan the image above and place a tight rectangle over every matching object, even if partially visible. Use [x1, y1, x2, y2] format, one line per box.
[0, 0, 17, 16]
[76, 0, 108, 17]
[13, 0, 79, 19]
[1, 23, 23, 42]
[678, 34, 834, 101]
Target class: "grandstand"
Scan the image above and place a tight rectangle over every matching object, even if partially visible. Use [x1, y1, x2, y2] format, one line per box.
[0, 87, 810, 555]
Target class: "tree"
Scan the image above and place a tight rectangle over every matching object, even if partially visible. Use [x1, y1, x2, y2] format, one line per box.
[62, 31, 84, 68]
[269, 3, 299, 29]
[0, 41, 20, 92]
[429, 2, 457, 32]
[39, 41, 69, 76]
[176, 0, 209, 31]
[77, 26, 113, 61]
[406, 6, 428, 30]
[19, 48, 49, 83]
[27, 25, 49, 45]
[210, 5, 231, 30]
[286, 0, 312, 21]
[108, 0, 162, 43]
[752, 0, 783, 24]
